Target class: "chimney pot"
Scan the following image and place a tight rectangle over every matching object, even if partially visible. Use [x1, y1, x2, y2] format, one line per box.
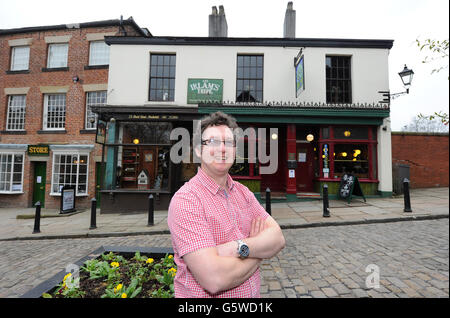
[209, 4, 228, 37]
[283, 1, 296, 38]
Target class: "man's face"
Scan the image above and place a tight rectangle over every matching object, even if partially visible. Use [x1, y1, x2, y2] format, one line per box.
[198, 125, 236, 175]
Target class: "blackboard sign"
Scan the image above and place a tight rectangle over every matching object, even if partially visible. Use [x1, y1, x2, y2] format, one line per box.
[338, 174, 366, 204]
[60, 185, 76, 214]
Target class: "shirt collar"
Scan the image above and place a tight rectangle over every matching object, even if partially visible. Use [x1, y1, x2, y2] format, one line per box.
[196, 167, 235, 195]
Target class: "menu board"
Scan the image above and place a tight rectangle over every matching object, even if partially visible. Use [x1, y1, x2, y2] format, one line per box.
[338, 174, 366, 203]
[60, 186, 76, 214]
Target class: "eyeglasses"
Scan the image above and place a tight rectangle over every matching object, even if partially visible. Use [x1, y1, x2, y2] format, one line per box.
[201, 137, 236, 147]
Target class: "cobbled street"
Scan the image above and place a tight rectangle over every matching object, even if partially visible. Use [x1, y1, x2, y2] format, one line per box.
[1, 219, 448, 298]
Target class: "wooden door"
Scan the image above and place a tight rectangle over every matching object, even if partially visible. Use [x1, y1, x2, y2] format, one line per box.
[142, 148, 158, 189]
[296, 143, 314, 192]
[32, 162, 46, 207]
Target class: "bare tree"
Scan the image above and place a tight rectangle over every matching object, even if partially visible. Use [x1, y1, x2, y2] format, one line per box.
[402, 115, 449, 133]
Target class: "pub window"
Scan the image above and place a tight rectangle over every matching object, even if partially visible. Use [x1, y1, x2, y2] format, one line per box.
[334, 127, 368, 140]
[89, 41, 109, 66]
[6, 95, 26, 131]
[236, 55, 263, 103]
[149, 54, 176, 101]
[10, 46, 30, 71]
[230, 127, 259, 178]
[47, 43, 68, 68]
[0, 152, 24, 193]
[333, 144, 369, 179]
[51, 153, 89, 195]
[326, 56, 351, 104]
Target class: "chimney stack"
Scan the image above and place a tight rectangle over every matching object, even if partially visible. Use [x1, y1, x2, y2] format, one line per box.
[209, 5, 228, 37]
[283, 2, 296, 38]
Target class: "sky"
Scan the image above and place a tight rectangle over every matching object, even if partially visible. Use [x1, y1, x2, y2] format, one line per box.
[1, 0, 448, 131]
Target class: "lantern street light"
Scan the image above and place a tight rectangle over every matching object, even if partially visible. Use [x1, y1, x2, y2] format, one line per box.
[379, 64, 415, 101]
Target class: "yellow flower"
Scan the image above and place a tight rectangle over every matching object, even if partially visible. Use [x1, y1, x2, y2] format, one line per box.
[121, 293, 127, 298]
[114, 284, 123, 293]
[168, 267, 177, 277]
[168, 255, 173, 259]
[63, 273, 72, 281]
[110, 262, 119, 268]
[146, 258, 154, 264]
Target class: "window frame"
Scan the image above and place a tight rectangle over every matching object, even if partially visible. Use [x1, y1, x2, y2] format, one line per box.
[0, 151, 25, 194]
[47, 43, 69, 68]
[43, 93, 66, 131]
[88, 41, 110, 66]
[85, 91, 106, 130]
[325, 55, 352, 104]
[10, 46, 30, 71]
[236, 54, 264, 103]
[50, 151, 90, 196]
[148, 53, 176, 102]
[6, 95, 26, 131]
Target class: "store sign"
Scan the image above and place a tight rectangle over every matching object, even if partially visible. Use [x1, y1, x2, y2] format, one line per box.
[28, 145, 49, 156]
[295, 54, 305, 97]
[187, 79, 223, 104]
[95, 120, 106, 145]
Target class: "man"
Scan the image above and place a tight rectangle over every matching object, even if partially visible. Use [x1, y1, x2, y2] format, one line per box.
[168, 111, 285, 297]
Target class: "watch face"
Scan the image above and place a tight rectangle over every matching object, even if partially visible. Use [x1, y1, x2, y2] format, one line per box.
[240, 244, 249, 257]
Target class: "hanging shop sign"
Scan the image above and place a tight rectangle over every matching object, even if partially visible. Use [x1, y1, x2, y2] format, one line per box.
[95, 120, 107, 145]
[187, 79, 223, 104]
[294, 52, 305, 97]
[27, 145, 49, 156]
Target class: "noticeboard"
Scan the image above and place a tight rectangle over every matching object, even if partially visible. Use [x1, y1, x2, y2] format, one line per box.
[338, 173, 366, 203]
[60, 185, 76, 214]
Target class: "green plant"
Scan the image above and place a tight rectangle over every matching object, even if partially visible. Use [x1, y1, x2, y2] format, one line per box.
[102, 279, 142, 298]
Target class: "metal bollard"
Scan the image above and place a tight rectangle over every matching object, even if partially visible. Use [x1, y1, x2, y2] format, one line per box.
[89, 198, 97, 229]
[323, 184, 330, 217]
[32, 201, 41, 234]
[265, 188, 271, 215]
[148, 194, 154, 226]
[403, 178, 412, 212]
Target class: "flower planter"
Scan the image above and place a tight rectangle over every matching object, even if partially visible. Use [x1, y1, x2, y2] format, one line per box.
[21, 246, 174, 298]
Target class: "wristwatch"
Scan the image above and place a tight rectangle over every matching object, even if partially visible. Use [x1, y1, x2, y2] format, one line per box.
[236, 239, 250, 259]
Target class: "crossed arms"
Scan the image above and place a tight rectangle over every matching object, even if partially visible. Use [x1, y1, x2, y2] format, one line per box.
[183, 216, 285, 295]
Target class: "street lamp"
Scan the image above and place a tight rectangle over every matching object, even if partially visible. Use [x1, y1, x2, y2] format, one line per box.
[379, 65, 415, 101]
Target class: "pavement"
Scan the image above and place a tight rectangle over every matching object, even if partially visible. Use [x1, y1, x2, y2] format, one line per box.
[0, 187, 448, 241]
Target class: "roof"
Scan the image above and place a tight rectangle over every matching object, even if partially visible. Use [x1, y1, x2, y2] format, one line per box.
[0, 17, 151, 37]
[104, 36, 393, 49]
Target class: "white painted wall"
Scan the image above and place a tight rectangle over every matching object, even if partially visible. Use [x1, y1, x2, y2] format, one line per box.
[377, 117, 393, 193]
[107, 44, 390, 106]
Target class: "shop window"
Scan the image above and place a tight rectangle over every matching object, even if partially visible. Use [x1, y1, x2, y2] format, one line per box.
[0, 153, 24, 193]
[333, 144, 368, 178]
[236, 55, 263, 103]
[6, 95, 26, 131]
[149, 54, 176, 101]
[230, 127, 259, 178]
[326, 56, 351, 104]
[51, 153, 89, 195]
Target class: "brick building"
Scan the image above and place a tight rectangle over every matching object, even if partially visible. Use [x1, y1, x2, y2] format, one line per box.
[392, 132, 449, 189]
[0, 18, 150, 209]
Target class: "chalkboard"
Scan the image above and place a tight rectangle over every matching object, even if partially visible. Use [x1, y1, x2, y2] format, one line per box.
[338, 174, 366, 204]
[60, 185, 76, 214]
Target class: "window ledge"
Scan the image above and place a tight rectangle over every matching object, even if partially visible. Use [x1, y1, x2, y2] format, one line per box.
[1, 130, 27, 135]
[0, 191, 24, 195]
[50, 193, 88, 197]
[6, 70, 30, 75]
[80, 129, 96, 134]
[41, 67, 69, 72]
[37, 130, 67, 134]
[84, 65, 109, 70]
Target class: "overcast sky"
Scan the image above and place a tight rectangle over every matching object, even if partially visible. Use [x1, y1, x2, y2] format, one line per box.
[1, 0, 448, 131]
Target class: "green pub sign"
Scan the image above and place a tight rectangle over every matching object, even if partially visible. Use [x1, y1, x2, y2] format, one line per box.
[28, 145, 49, 156]
[187, 79, 223, 104]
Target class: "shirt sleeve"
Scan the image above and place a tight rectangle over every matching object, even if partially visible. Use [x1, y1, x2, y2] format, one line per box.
[167, 189, 217, 258]
[242, 185, 270, 221]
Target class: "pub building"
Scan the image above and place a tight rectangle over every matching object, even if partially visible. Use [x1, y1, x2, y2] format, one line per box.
[95, 3, 394, 213]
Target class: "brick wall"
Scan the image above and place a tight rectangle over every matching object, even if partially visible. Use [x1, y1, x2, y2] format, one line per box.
[0, 22, 144, 209]
[391, 132, 449, 188]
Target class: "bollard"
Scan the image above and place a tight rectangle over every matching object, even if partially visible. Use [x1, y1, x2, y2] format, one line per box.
[32, 201, 41, 234]
[403, 178, 412, 212]
[265, 188, 271, 215]
[323, 184, 330, 217]
[89, 198, 97, 229]
[148, 194, 154, 226]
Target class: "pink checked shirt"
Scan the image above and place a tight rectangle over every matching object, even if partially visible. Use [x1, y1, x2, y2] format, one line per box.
[167, 168, 269, 298]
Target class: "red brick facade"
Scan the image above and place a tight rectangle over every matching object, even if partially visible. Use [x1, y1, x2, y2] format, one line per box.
[0, 19, 147, 209]
[392, 132, 449, 188]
